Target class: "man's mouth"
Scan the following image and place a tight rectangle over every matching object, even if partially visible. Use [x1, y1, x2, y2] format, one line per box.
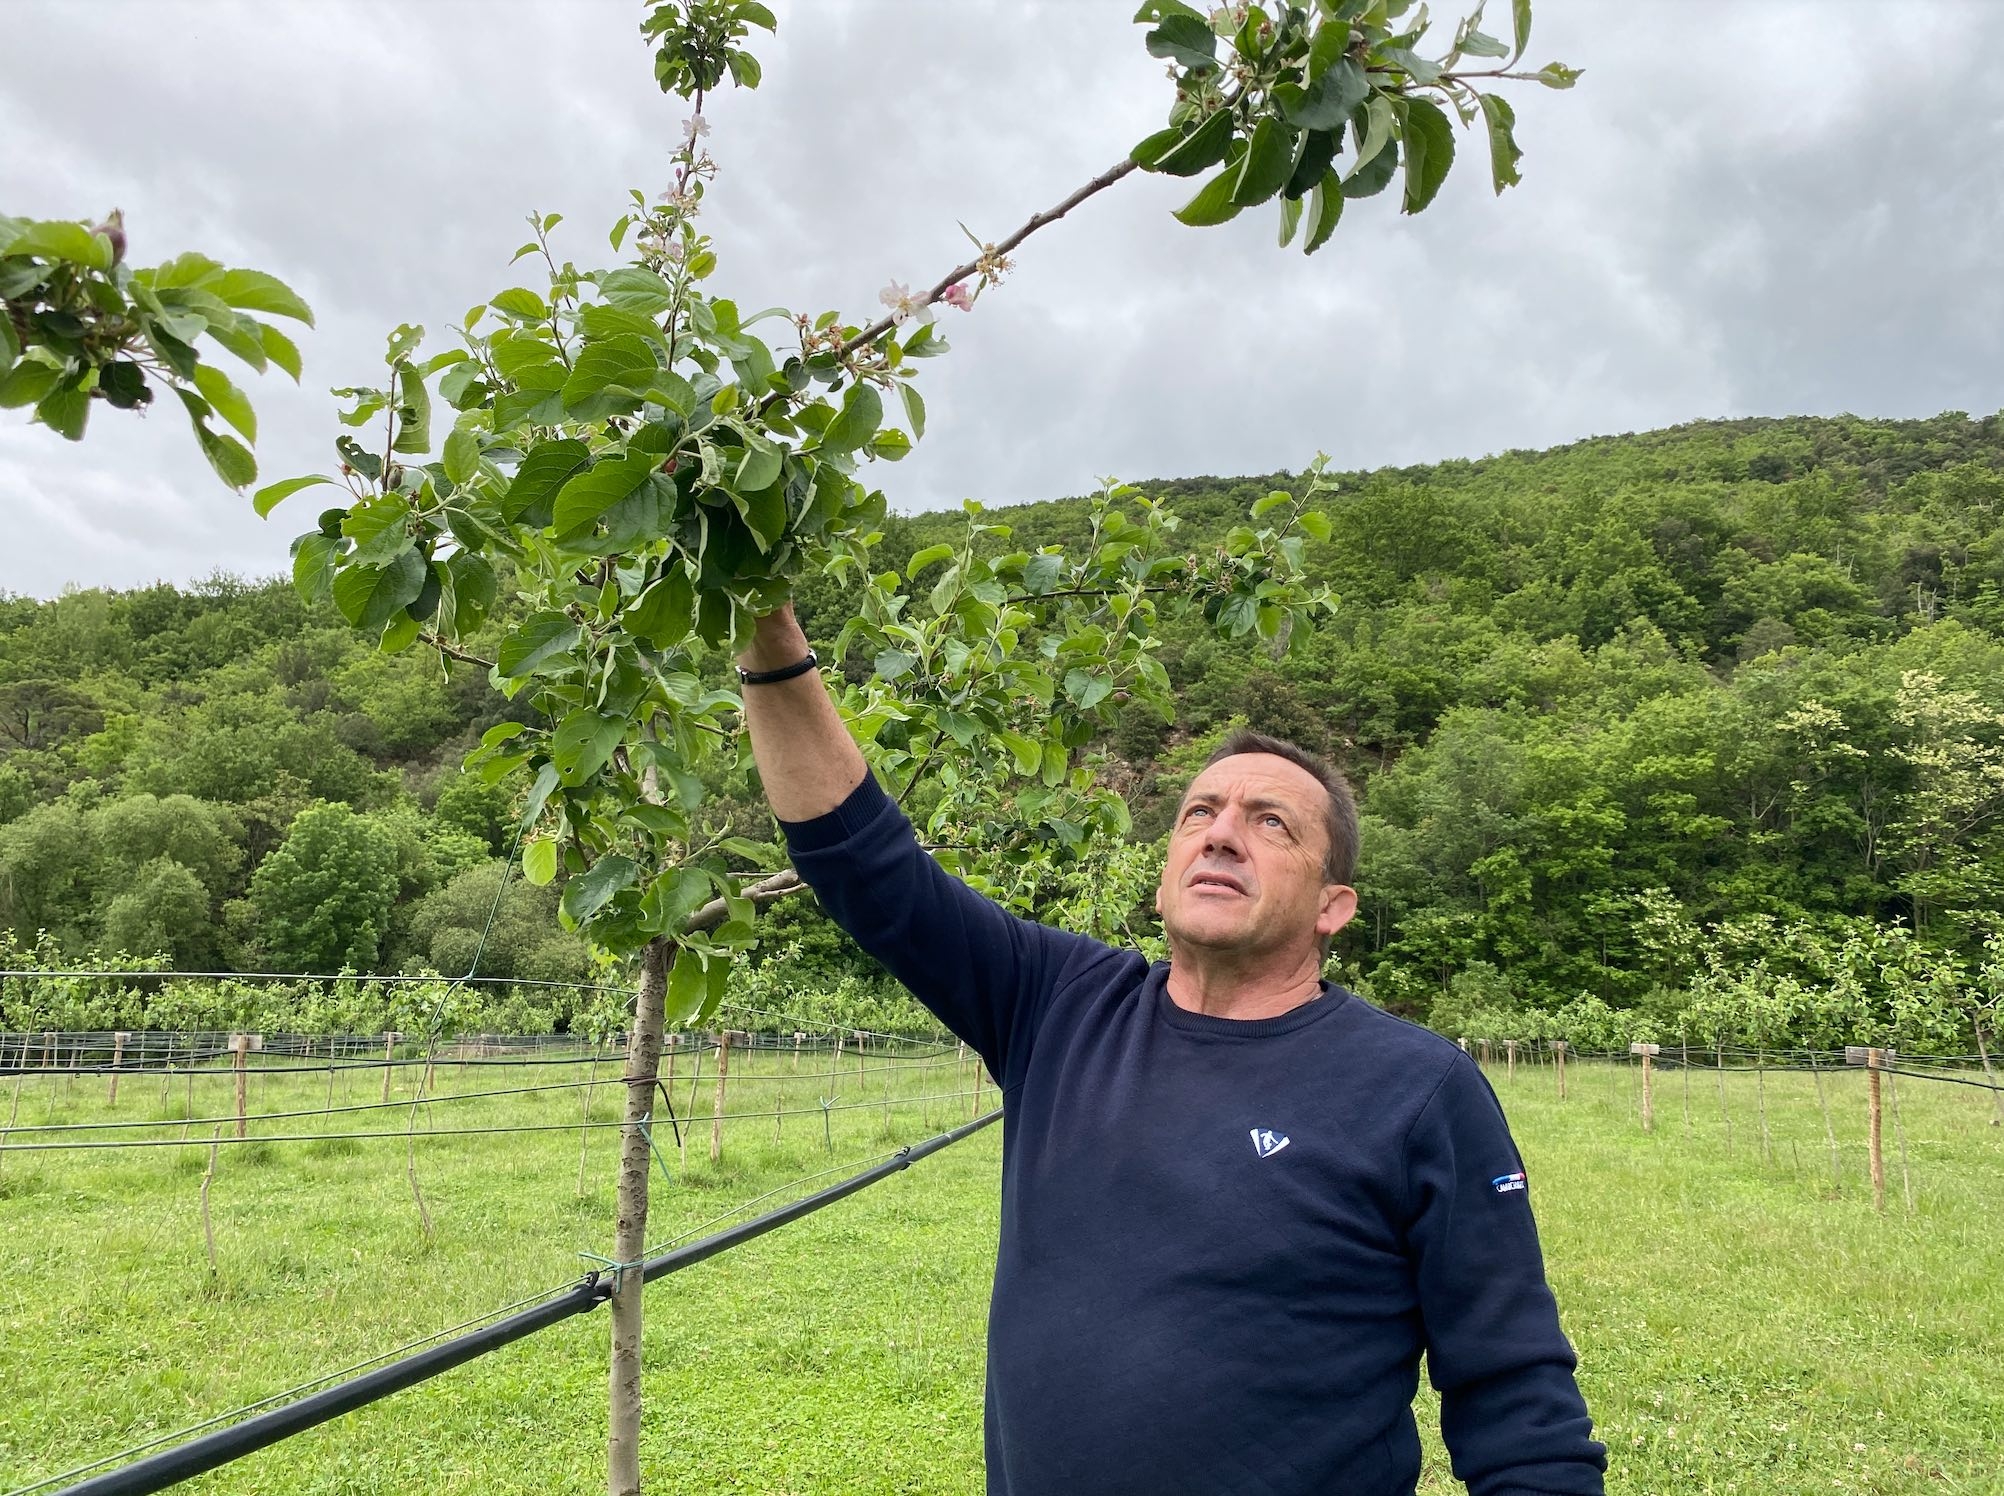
[1187, 872, 1247, 896]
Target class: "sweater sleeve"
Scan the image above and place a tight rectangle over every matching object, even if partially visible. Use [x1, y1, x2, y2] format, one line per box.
[778, 771, 1106, 1088]
[1403, 1055, 1607, 1496]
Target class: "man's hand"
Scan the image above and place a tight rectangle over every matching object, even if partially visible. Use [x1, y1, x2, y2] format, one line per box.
[737, 604, 869, 823]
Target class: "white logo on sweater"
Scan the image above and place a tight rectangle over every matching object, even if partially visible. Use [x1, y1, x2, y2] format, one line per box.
[1250, 1128, 1291, 1159]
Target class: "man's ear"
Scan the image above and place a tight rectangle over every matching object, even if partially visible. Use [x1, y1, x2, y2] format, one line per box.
[1317, 884, 1359, 941]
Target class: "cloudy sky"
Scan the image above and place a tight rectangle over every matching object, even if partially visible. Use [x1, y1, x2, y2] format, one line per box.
[3, 0, 2002, 598]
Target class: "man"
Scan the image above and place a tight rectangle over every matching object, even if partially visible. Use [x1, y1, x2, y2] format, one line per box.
[737, 603, 1606, 1496]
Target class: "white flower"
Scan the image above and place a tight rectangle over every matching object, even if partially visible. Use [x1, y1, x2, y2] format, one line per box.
[682, 113, 710, 146]
[877, 280, 932, 325]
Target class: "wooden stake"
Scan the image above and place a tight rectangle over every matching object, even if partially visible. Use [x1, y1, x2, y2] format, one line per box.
[200, 1128, 221, 1273]
[108, 1030, 127, 1105]
[1754, 1047, 1772, 1167]
[608, 935, 672, 1496]
[1974, 1019, 2003, 1128]
[1680, 1041, 1691, 1134]
[1886, 1049, 1914, 1214]
[1715, 1043, 1733, 1152]
[793, 1031, 803, 1073]
[1810, 1052, 1841, 1193]
[381, 1032, 397, 1105]
[1848, 1046, 1886, 1214]
[1554, 1040, 1567, 1100]
[1631, 1043, 1659, 1132]
[711, 1029, 732, 1165]
[833, 1032, 844, 1096]
[970, 1059, 983, 1120]
[230, 1034, 250, 1140]
[1505, 1039, 1518, 1082]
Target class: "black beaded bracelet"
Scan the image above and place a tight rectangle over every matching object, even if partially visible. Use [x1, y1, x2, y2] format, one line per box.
[736, 649, 818, 686]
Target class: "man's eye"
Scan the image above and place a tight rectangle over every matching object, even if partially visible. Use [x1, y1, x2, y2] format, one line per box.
[1185, 805, 1211, 820]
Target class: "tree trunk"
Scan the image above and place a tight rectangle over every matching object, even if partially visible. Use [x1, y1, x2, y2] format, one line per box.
[608, 936, 672, 1496]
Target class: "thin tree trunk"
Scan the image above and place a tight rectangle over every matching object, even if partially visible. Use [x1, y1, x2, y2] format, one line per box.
[608, 936, 672, 1496]
[1975, 1019, 2003, 1128]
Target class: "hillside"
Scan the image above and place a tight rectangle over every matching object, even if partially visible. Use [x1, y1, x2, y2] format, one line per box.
[4, 410, 2002, 1032]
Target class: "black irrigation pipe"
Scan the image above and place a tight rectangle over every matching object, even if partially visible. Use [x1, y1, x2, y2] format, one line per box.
[1882, 1064, 2004, 1094]
[44, 1107, 1003, 1496]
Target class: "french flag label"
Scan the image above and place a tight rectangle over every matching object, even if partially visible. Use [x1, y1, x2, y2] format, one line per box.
[1491, 1170, 1527, 1195]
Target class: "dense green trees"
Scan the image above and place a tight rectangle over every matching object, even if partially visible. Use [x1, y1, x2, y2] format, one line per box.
[2, 411, 2001, 1045]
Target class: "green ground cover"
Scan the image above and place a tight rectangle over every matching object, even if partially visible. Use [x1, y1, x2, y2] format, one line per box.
[1, 1046, 1999, 1495]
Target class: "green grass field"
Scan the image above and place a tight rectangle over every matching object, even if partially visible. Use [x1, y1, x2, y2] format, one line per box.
[1, 1040, 1999, 1495]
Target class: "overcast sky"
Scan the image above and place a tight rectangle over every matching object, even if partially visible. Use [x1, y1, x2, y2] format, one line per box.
[3, 0, 2001, 598]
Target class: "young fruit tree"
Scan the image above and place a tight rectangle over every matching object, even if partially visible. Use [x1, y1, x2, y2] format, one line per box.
[254, 2, 1578, 1490]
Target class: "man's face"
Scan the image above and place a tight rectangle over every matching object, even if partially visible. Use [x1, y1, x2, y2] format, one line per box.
[1155, 752, 1357, 961]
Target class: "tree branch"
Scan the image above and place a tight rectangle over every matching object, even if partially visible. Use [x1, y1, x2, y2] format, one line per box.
[420, 633, 496, 670]
[682, 868, 802, 934]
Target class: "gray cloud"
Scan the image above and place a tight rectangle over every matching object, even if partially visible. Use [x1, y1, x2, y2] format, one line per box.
[3, 0, 2001, 597]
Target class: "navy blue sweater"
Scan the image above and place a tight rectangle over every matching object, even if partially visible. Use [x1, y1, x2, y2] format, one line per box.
[785, 773, 1606, 1496]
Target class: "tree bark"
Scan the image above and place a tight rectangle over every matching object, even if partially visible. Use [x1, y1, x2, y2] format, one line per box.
[608, 935, 672, 1496]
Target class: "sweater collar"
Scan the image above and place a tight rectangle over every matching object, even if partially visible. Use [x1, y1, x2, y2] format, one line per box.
[1148, 962, 1353, 1039]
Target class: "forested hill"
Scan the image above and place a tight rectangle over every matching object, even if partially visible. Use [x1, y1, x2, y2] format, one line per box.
[4, 411, 2002, 1038]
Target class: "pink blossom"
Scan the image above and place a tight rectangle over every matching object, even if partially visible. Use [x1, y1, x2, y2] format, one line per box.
[941, 282, 975, 312]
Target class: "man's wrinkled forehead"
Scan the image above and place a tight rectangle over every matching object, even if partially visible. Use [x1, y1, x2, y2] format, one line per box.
[1179, 752, 1329, 818]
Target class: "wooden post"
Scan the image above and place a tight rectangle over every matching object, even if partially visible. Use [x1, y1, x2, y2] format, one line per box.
[229, 1034, 250, 1140]
[1554, 1040, 1567, 1100]
[1974, 1020, 2003, 1128]
[1680, 1040, 1691, 1134]
[607, 935, 672, 1496]
[833, 1031, 845, 1096]
[381, 1032, 398, 1104]
[200, 1128, 221, 1273]
[1631, 1043, 1659, 1132]
[1847, 1047, 1886, 1214]
[793, 1031, 803, 1073]
[1505, 1039, 1518, 1082]
[970, 1058, 983, 1119]
[710, 1030, 732, 1164]
[1754, 1047, 1773, 1167]
[108, 1030, 127, 1105]
[1715, 1042, 1733, 1152]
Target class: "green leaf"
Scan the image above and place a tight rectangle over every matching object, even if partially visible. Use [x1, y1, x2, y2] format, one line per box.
[10, 219, 109, 269]
[1283, 127, 1342, 200]
[1022, 553, 1064, 596]
[213, 268, 314, 325]
[489, 333, 568, 392]
[1174, 153, 1248, 227]
[253, 473, 338, 518]
[734, 437, 782, 494]
[331, 549, 426, 630]
[0, 314, 17, 376]
[820, 381, 883, 453]
[906, 543, 955, 579]
[1535, 61, 1581, 89]
[1134, 107, 1235, 177]
[551, 710, 625, 787]
[1298, 170, 1346, 254]
[489, 286, 548, 320]
[1298, 509, 1333, 542]
[0, 361, 60, 409]
[1399, 96, 1455, 214]
[1512, 0, 1533, 59]
[446, 551, 497, 633]
[899, 382, 926, 441]
[497, 610, 583, 678]
[1280, 57, 1369, 131]
[598, 267, 676, 315]
[1231, 117, 1295, 207]
[630, 564, 695, 647]
[1477, 93, 1523, 194]
[1040, 740, 1068, 787]
[150, 251, 223, 290]
[644, 868, 713, 940]
[501, 438, 591, 524]
[1064, 668, 1113, 712]
[1252, 489, 1291, 518]
[290, 532, 339, 602]
[178, 393, 257, 488]
[1307, 19, 1351, 79]
[36, 383, 90, 441]
[192, 363, 256, 443]
[1276, 195, 1302, 247]
[260, 323, 303, 380]
[517, 763, 561, 832]
[551, 452, 654, 538]
[522, 839, 559, 887]
[442, 419, 481, 484]
[998, 730, 1044, 776]
[560, 333, 657, 410]
[391, 363, 431, 455]
[1144, 14, 1217, 70]
[1458, 27, 1510, 58]
[664, 944, 710, 1023]
[1343, 135, 1400, 200]
[560, 853, 639, 924]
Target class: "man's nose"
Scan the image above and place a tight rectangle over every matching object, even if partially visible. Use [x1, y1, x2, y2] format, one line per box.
[1201, 809, 1247, 857]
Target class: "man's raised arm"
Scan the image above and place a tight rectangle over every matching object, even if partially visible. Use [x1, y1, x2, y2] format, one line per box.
[735, 604, 867, 821]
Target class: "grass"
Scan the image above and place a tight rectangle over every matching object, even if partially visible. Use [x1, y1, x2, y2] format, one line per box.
[1, 1042, 2000, 1495]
